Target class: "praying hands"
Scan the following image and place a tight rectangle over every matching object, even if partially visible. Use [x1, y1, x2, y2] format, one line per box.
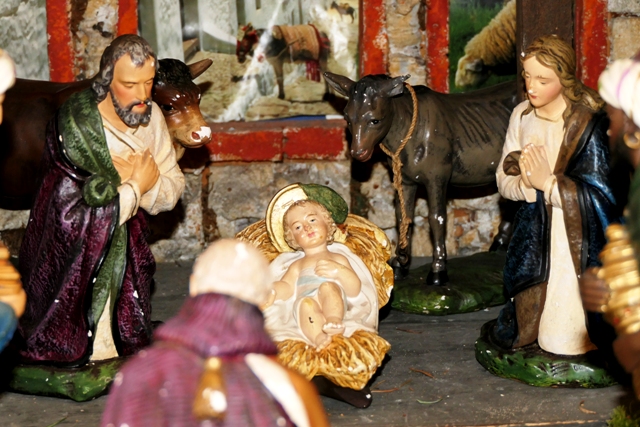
[519, 143, 552, 190]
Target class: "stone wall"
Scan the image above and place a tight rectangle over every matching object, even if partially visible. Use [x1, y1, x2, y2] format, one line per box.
[0, 0, 49, 80]
[609, 1, 640, 60]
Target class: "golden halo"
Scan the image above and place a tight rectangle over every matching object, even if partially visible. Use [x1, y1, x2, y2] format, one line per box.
[266, 184, 347, 253]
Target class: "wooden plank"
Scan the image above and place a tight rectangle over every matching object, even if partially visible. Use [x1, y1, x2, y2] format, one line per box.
[426, 0, 449, 93]
[183, 38, 200, 61]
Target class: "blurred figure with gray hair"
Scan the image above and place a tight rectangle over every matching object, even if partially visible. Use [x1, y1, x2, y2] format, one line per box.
[101, 238, 329, 427]
[0, 49, 25, 351]
[0, 49, 16, 124]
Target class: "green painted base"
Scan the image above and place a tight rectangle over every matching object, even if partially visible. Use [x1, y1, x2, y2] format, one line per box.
[475, 320, 617, 388]
[391, 252, 506, 315]
[9, 358, 126, 401]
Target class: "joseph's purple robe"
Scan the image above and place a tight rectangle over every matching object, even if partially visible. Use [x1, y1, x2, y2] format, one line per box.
[101, 293, 296, 427]
[17, 93, 155, 366]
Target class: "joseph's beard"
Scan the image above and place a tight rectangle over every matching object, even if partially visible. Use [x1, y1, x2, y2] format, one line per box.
[110, 90, 152, 127]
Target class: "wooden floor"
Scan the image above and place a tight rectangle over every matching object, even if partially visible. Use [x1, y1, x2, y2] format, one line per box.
[0, 261, 633, 427]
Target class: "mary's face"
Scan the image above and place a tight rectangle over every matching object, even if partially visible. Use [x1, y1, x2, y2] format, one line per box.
[523, 56, 564, 111]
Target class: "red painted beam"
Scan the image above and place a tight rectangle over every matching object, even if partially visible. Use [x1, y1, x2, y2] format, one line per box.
[206, 120, 347, 162]
[426, 0, 449, 93]
[118, 0, 139, 36]
[575, 0, 608, 90]
[284, 122, 347, 160]
[46, 0, 75, 82]
[359, 0, 388, 76]
[207, 126, 283, 162]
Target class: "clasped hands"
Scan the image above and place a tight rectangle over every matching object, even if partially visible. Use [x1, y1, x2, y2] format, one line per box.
[111, 148, 160, 195]
[519, 143, 552, 190]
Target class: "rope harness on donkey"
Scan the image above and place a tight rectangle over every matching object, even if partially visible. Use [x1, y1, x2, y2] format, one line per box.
[379, 83, 418, 250]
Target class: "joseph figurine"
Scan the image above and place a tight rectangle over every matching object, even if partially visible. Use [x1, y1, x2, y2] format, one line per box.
[17, 35, 185, 366]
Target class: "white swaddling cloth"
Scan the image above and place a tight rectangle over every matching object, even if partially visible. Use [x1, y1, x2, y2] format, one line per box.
[263, 243, 379, 346]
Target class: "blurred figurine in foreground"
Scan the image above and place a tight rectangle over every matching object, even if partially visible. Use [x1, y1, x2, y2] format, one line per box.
[0, 49, 26, 350]
[580, 52, 640, 396]
[101, 239, 329, 427]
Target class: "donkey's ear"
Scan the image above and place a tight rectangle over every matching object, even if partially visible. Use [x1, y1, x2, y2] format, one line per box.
[324, 72, 354, 97]
[188, 59, 213, 79]
[379, 75, 410, 98]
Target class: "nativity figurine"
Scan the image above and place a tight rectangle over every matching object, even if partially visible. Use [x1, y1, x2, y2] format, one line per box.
[17, 34, 185, 366]
[237, 183, 393, 407]
[262, 199, 374, 349]
[485, 35, 618, 358]
[101, 239, 330, 427]
[579, 52, 640, 396]
[323, 69, 517, 286]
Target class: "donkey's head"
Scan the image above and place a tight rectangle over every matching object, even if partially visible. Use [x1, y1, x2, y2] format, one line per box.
[324, 72, 409, 162]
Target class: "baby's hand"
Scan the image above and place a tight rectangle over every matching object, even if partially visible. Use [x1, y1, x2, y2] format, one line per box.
[260, 289, 276, 311]
[315, 259, 343, 279]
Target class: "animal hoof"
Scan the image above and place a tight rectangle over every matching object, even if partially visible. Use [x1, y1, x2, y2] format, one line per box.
[427, 270, 449, 286]
[389, 256, 411, 280]
[489, 240, 509, 253]
[392, 265, 409, 280]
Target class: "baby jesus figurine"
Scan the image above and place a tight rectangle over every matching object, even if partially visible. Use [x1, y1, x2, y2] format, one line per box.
[264, 200, 361, 348]
[263, 199, 379, 351]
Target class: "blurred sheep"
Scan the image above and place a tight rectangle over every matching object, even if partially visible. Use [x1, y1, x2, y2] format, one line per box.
[455, 0, 516, 89]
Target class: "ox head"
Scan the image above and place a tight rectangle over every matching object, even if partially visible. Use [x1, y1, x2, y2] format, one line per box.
[236, 24, 259, 64]
[153, 58, 213, 160]
[324, 72, 408, 162]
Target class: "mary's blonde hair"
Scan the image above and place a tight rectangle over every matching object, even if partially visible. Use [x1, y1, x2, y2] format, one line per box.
[521, 35, 604, 122]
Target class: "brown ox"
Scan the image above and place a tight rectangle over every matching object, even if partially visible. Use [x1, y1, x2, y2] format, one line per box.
[0, 58, 212, 210]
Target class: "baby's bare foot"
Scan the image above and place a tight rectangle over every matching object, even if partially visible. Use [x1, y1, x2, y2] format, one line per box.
[322, 317, 345, 335]
[314, 332, 332, 350]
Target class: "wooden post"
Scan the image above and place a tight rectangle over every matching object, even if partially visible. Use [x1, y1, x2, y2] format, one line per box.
[425, 0, 449, 93]
[118, 0, 139, 36]
[575, 0, 608, 90]
[516, 0, 573, 100]
[46, 0, 74, 82]
[47, 0, 139, 82]
[359, 0, 388, 76]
